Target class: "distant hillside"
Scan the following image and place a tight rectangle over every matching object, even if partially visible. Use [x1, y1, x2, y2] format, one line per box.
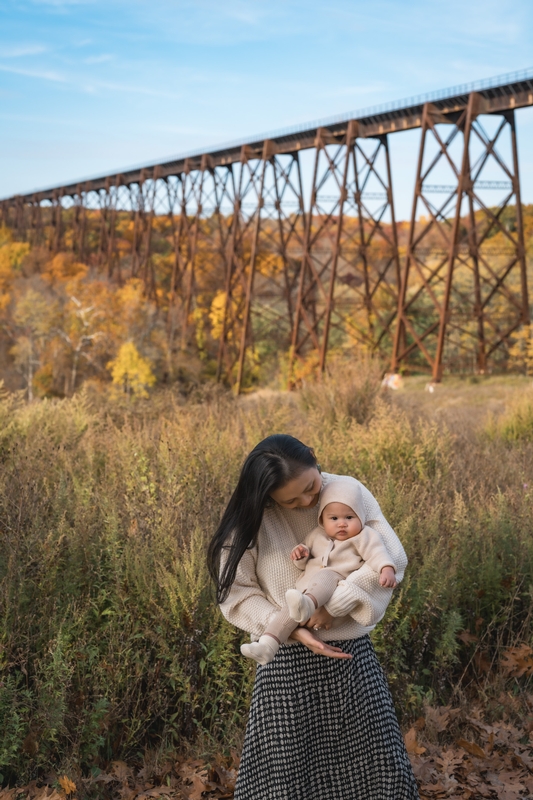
[0, 204, 532, 397]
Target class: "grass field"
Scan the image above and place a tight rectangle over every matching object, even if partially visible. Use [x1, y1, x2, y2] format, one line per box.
[0, 365, 532, 787]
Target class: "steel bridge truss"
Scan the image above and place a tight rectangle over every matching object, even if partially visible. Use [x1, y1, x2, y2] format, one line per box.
[392, 95, 530, 380]
[2, 136, 402, 391]
[2, 71, 532, 390]
[290, 123, 400, 377]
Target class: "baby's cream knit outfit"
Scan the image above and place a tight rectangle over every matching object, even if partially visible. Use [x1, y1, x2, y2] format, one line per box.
[293, 478, 396, 587]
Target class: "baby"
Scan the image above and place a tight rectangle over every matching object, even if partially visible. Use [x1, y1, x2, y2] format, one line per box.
[241, 478, 397, 665]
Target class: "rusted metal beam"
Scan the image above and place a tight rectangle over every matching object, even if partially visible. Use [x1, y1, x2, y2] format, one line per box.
[181, 170, 205, 349]
[391, 91, 529, 379]
[235, 144, 269, 393]
[4, 71, 532, 205]
[319, 120, 357, 371]
[433, 93, 478, 382]
[509, 110, 530, 329]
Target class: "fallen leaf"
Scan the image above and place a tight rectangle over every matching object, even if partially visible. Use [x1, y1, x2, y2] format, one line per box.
[456, 738, 486, 759]
[186, 774, 208, 800]
[22, 781, 42, 799]
[404, 726, 426, 755]
[441, 773, 459, 794]
[435, 748, 465, 776]
[409, 755, 437, 784]
[469, 784, 492, 798]
[424, 705, 460, 733]
[90, 774, 115, 784]
[136, 787, 175, 798]
[458, 631, 478, 644]
[117, 786, 136, 800]
[492, 721, 521, 747]
[419, 782, 446, 796]
[58, 777, 76, 796]
[211, 765, 237, 793]
[466, 715, 495, 738]
[501, 644, 533, 678]
[486, 770, 525, 798]
[111, 761, 134, 782]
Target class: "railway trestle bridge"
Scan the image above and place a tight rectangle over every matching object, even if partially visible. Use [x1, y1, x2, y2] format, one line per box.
[2, 69, 533, 391]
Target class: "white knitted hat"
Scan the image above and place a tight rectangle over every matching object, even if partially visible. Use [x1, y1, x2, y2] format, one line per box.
[318, 478, 366, 528]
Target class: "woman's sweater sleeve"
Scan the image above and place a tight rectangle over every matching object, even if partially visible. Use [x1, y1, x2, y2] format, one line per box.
[218, 546, 280, 638]
[324, 482, 408, 626]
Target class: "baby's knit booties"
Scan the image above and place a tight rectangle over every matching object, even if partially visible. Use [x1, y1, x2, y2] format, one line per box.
[241, 636, 279, 665]
[286, 589, 316, 624]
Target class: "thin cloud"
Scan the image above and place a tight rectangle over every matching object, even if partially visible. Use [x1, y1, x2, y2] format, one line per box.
[0, 111, 88, 126]
[84, 53, 113, 63]
[30, 0, 96, 6]
[316, 83, 388, 100]
[90, 79, 183, 99]
[0, 64, 67, 82]
[0, 44, 48, 58]
[0, 60, 181, 99]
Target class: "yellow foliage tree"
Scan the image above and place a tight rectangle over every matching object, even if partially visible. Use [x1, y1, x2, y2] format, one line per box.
[0, 239, 30, 312]
[42, 252, 88, 285]
[10, 287, 59, 401]
[108, 342, 156, 398]
[209, 290, 228, 341]
[509, 326, 533, 375]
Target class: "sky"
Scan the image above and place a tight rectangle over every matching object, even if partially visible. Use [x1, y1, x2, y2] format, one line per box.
[1, 0, 533, 219]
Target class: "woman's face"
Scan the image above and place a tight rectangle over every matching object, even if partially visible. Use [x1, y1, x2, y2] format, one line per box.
[270, 467, 322, 509]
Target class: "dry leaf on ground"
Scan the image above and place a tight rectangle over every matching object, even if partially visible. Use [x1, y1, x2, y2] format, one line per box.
[58, 777, 76, 796]
[405, 726, 427, 755]
[500, 645, 533, 678]
[456, 738, 486, 758]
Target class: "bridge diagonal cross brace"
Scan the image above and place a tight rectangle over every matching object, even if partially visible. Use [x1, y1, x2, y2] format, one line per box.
[2, 70, 532, 389]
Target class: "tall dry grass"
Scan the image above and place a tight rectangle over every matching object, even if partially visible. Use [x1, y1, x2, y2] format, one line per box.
[0, 368, 532, 783]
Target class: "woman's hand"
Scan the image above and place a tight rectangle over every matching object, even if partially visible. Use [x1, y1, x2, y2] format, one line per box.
[306, 606, 335, 631]
[289, 626, 352, 659]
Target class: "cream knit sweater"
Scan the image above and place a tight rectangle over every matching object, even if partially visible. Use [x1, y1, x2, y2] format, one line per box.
[219, 473, 408, 642]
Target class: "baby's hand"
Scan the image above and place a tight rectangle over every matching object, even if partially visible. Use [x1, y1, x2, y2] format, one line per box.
[379, 566, 397, 588]
[291, 544, 310, 561]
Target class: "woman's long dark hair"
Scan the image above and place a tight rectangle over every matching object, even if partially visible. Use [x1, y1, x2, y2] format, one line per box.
[207, 434, 318, 603]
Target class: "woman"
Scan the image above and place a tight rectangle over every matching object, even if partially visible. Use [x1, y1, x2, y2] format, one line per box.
[208, 434, 419, 800]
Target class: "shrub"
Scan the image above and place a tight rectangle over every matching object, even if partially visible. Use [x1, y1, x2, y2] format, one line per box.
[487, 388, 533, 442]
[299, 355, 385, 425]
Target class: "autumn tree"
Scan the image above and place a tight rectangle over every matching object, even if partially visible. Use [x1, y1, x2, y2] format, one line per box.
[108, 341, 156, 398]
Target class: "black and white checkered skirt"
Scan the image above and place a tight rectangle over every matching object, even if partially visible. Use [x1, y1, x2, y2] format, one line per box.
[234, 635, 419, 800]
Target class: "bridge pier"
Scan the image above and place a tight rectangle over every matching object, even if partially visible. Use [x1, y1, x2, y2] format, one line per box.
[288, 124, 402, 385]
[391, 91, 530, 381]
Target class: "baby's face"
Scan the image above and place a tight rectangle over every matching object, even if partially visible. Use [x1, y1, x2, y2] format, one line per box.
[321, 502, 362, 541]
